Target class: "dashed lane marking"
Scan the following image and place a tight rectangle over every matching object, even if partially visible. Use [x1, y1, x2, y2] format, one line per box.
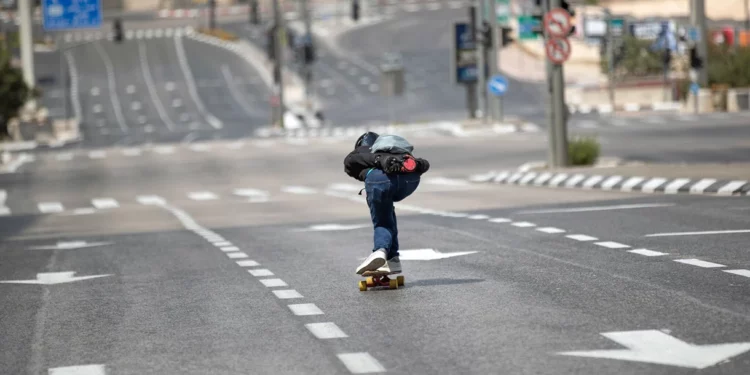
[511, 222, 536, 228]
[226, 252, 249, 259]
[288, 303, 324, 316]
[281, 186, 319, 195]
[488, 218, 512, 223]
[536, 227, 566, 234]
[337, 352, 386, 374]
[220, 246, 240, 252]
[645, 229, 750, 237]
[467, 214, 490, 220]
[188, 191, 218, 200]
[594, 241, 631, 249]
[38, 202, 64, 213]
[306, 322, 348, 339]
[88, 150, 106, 159]
[48, 364, 106, 375]
[674, 259, 726, 268]
[91, 198, 119, 209]
[517, 203, 676, 214]
[212, 241, 232, 246]
[248, 269, 274, 277]
[566, 234, 598, 241]
[56, 153, 74, 161]
[260, 278, 288, 287]
[273, 289, 304, 299]
[628, 249, 668, 257]
[724, 269, 750, 278]
[236, 260, 260, 267]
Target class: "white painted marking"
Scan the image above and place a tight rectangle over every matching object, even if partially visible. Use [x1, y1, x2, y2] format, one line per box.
[248, 269, 274, 277]
[511, 222, 536, 228]
[136, 195, 165, 205]
[38, 202, 64, 213]
[664, 178, 691, 194]
[189, 144, 211, 152]
[641, 177, 667, 193]
[724, 269, 750, 278]
[281, 186, 318, 194]
[518, 173, 538, 185]
[0, 206, 10, 216]
[488, 218, 512, 223]
[165, 82, 175, 91]
[48, 364, 106, 375]
[126, 85, 135, 94]
[0, 271, 111, 285]
[288, 303, 324, 316]
[188, 191, 218, 200]
[55, 153, 74, 161]
[220, 64, 257, 118]
[220, 246, 240, 252]
[273, 289, 303, 299]
[306, 322, 348, 339]
[582, 175, 604, 189]
[628, 249, 668, 257]
[717, 180, 748, 195]
[93, 42, 128, 133]
[91, 198, 119, 209]
[88, 150, 106, 159]
[548, 173, 569, 187]
[29, 241, 112, 250]
[153, 146, 175, 154]
[689, 178, 717, 194]
[90, 87, 100, 96]
[130, 101, 142, 111]
[620, 176, 645, 192]
[137, 41, 177, 130]
[236, 260, 260, 267]
[533, 172, 554, 186]
[518, 203, 675, 214]
[467, 214, 490, 220]
[600, 176, 623, 190]
[646, 229, 750, 237]
[397, 248, 478, 260]
[226, 252, 249, 259]
[558, 329, 750, 369]
[213, 241, 232, 247]
[426, 177, 471, 186]
[567, 234, 598, 241]
[564, 174, 586, 187]
[595, 241, 630, 249]
[92, 104, 102, 113]
[174, 36, 223, 129]
[337, 352, 386, 374]
[674, 258, 726, 268]
[299, 224, 370, 232]
[260, 278, 288, 287]
[536, 227, 566, 234]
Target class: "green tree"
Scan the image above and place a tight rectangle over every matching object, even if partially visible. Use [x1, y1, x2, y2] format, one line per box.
[600, 36, 664, 79]
[0, 43, 34, 139]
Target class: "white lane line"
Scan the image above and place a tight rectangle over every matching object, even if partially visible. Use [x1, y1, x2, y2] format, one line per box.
[138, 41, 177, 130]
[88, 150, 106, 159]
[226, 252, 249, 259]
[174, 36, 223, 129]
[248, 269, 274, 277]
[91, 198, 119, 209]
[126, 84, 136, 94]
[664, 178, 691, 194]
[0, 206, 10, 216]
[38, 202, 64, 213]
[724, 269, 750, 278]
[130, 101, 142, 111]
[536, 227, 566, 234]
[467, 214, 490, 220]
[674, 258, 726, 268]
[511, 222, 536, 227]
[236, 260, 260, 267]
[136, 195, 165, 205]
[517, 203, 675, 214]
[315, 63, 365, 102]
[63, 52, 83, 122]
[718, 180, 748, 195]
[220, 64, 257, 117]
[594, 241, 631, 249]
[55, 152, 74, 161]
[92, 42, 128, 133]
[288, 303, 324, 316]
[220, 246, 240, 252]
[153, 146, 175, 154]
[281, 186, 318, 195]
[260, 278, 288, 287]
[488, 218, 512, 223]
[306, 322, 348, 339]
[567, 234, 598, 241]
[690, 178, 717, 194]
[273, 289, 303, 299]
[48, 364, 106, 375]
[123, 148, 142, 156]
[645, 229, 750, 237]
[188, 191, 218, 200]
[165, 81, 175, 91]
[337, 353, 386, 374]
[213, 241, 232, 246]
[628, 248, 668, 257]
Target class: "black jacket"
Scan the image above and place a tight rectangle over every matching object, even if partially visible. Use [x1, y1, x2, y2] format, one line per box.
[343, 146, 430, 181]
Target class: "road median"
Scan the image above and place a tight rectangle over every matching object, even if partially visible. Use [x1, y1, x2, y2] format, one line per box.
[469, 162, 750, 196]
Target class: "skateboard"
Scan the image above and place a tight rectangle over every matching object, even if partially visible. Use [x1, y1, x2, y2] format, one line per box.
[359, 270, 405, 291]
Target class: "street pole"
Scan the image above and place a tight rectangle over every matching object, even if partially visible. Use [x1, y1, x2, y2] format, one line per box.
[272, 0, 286, 128]
[300, 0, 313, 110]
[542, 0, 556, 167]
[19, 0, 36, 110]
[250, 0, 259, 24]
[208, 0, 216, 30]
[475, 1, 487, 121]
[489, 0, 504, 121]
[548, 0, 567, 167]
[604, 8, 615, 111]
[466, 5, 477, 119]
[690, 0, 708, 86]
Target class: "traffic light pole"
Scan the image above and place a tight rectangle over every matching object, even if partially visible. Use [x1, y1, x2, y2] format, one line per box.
[300, 0, 314, 109]
[208, 0, 216, 30]
[19, 0, 35, 110]
[272, 0, 285, 128]
[548, 0, 568, 167]
[604, 8, 615, 111]
[475, 1, 487, 121]
[489, 0, 503, 121]
[467, 5, 478, 119]
[690, 0, 708, 87]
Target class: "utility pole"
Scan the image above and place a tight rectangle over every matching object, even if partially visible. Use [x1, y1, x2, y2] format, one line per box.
[300, 0, 313, 109]
[19, 0, 35, 109]
[604, 8, 615, 111]
[467, 5, 478, 119]
[475, 1, 487, 121]
[489, 0, 504, 121]
[548, 0, 568, 167]
[208, 0, 216, 30]
[250, 0, 259, 24]
[690, 0, 708, 86]
[542, 0, 556, 167]
[272, 0, 286, 128]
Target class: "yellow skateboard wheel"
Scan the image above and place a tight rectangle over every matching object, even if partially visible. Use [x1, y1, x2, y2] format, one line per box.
[359, 280, 367, 291]
[366, 277, 375, 287]
[389, 279, 398, 289]
[397, 275, 404, 286]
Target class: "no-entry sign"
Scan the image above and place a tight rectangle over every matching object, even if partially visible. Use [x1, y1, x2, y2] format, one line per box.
[543, 8, 572, 38]
[545, 37, 571, 64]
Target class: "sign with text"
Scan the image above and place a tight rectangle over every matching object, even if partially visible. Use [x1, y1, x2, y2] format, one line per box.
[452, 22, 478, 84]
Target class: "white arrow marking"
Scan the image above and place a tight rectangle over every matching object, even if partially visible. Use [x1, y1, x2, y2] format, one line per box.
[0, 272, 111, 285]
[29, 241, 112, 250]
[233, 188, 270, 202]
[298, 224, 370, 232]
[558, 330, 750, 369]
[281, 186, 318, 194]
[48, 364, 106, 375]
[397, 249, 478, 260]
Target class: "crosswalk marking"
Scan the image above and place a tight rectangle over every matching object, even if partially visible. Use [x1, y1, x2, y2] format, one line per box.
[38, 202, 64, 213]
[92, 198, 119, 209]
[188, 191, 218, 200]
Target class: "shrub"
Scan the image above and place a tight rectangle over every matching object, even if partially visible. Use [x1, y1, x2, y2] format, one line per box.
[567, 136, 600, 166]
[600, 36, 664, 79]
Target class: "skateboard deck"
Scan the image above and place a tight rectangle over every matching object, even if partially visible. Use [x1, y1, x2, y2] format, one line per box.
[359, 270, 404, 291]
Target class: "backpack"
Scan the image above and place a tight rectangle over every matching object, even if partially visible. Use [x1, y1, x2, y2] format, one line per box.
[369, 134, 414, 155]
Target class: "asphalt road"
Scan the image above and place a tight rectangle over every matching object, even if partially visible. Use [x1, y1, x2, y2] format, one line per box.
[2, 132, 750, 374]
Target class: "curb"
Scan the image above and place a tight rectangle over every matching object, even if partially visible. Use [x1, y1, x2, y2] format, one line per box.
[568, 102, 683, 115]
[254, 121, 541, 139]
[469, 170, 750, 196]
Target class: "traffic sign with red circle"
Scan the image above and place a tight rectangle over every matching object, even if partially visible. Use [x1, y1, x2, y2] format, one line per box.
[543, 8, 572, 38]
[545, 37, 571, 64]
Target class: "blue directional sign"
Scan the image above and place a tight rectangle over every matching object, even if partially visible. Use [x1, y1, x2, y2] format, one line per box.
[487, 75, 508, 96]
[43, 0, 102, 31]
[688, 27, 701, 42]
[690, 82, 700, 94]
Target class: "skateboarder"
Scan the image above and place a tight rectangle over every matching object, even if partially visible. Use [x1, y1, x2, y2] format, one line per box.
[343, 131, 430, 275]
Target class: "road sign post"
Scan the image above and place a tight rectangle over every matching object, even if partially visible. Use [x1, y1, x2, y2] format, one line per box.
[487, 75, 508, 121]
[544, 2, 570, 168]
[452, 18, 478, 119]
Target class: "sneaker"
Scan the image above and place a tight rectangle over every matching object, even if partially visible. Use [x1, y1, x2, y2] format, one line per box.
[387, 256, 401, 273]
[356, 249, 387, 274]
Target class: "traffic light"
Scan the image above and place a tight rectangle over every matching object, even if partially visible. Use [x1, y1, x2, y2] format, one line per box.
[303, 44, 315, 64]
[689, 47, 703, 69]
[351, 0, 359, 22]
[501, 26, 514, 46]
[477, 21, 492, 47]
[112, 19, 123, 43]
[530, 0, 544, 38]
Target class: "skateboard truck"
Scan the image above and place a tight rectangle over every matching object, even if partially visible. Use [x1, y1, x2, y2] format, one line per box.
[359, 270, 405, 291]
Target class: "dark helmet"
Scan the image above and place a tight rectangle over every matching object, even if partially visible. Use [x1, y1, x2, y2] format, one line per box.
[355, 131, 379, 148]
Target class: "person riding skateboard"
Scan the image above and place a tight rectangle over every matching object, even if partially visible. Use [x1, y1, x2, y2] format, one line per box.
[343, 131, 430, 275]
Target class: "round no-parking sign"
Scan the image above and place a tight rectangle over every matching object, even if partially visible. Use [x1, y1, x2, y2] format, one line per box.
[545, 37, 571, 64]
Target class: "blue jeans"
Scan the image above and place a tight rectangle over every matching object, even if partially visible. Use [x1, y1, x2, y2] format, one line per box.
[364, 168, 421, 259]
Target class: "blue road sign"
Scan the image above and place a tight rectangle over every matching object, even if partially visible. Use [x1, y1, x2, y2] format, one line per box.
[487, 75, 508, 96]
[454, 22, 478, 84]
[43, 0, 102, 31]
[690, 82, 700, 94]
[688, 27, 701, 42]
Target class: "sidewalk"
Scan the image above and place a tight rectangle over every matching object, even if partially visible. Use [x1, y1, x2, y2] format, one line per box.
[469, 162, 750, 196]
